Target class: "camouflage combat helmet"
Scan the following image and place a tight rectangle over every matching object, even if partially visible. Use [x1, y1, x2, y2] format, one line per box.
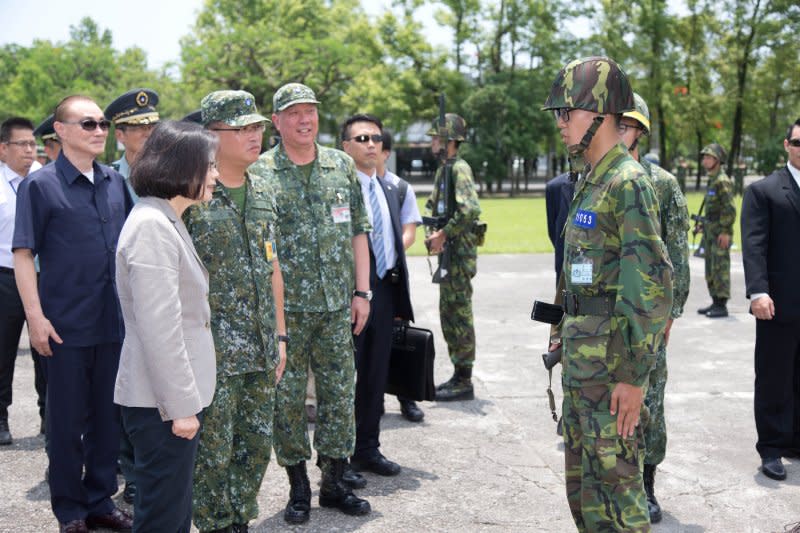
[426, 113, 467, 141]
[201, 90, 269, 127]
[542, 56, 635, 115]
[700, 143, 726, 162]
[623, 92, 651, 134]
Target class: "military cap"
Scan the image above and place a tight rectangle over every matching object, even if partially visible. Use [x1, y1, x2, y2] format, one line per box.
[273, 83, 320, 113]
[105, 88, 160, 126]
[542, 56, 634, 115]
[623, 92, 651, 134]
[201, 90, 269, 127]
[33, 114, 57, 141]
[182, 109, 203, 124]
[426, 113, 467, 141]
[700, 143, 726, 162]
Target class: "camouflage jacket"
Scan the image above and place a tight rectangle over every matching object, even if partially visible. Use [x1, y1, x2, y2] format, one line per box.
[183, 173, 279, 377]
[425, 157, 481, 259]
[562, 143, 673, 388]
[641, 158, 690, 319]
[704, 169, 736, 237]
[249, 143, 370, 313]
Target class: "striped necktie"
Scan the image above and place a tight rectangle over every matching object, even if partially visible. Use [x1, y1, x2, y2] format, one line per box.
[369, 179, 387, 279]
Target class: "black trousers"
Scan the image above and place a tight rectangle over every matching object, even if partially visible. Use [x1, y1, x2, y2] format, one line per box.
[0, 269, 46, 422]
[754, 318, 800, 458]
[46, 343, 121, 523]
[122, 406, 202, 533]
[353, 276, 394, 458]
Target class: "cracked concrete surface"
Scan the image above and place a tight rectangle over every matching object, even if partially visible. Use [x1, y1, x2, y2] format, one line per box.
[1, 253, 798, 532]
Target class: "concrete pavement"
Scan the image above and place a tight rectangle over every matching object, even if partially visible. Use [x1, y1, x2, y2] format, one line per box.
[1, 252, 798, 532]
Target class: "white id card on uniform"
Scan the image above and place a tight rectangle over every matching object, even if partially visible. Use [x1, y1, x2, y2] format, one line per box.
[571, 261, 592, 285]
[331, 204, 351, 223]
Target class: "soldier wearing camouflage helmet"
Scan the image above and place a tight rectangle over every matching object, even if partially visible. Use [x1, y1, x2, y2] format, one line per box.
[249, 82, 372, 523]
[183, 90, 288, 533]
[424, 112, 482, 401]
[543, 57, 673, 532]
[619, 92, 691, 523]
[696, 142, 735, 318]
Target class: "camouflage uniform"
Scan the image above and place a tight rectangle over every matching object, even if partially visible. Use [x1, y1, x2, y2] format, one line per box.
[183, 91, 278, 532]
[425, 157, 481, 369]
[249, 142, 370, 465]
[640, 158, 690, 466]
[702, 167, 735, 300]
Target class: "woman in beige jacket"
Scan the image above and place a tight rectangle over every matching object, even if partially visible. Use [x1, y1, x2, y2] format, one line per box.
[114, 120, 218, 532]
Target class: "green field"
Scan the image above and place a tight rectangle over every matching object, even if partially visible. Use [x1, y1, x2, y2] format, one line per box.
[407, 191, 744, 256]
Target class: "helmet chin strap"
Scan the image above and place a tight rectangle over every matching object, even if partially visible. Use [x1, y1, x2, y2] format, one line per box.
[566, 115, 605, 181]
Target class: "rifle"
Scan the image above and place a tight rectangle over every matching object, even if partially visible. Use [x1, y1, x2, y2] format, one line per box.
[691, 195, 707, 258]
[530, 274, 567, 423]
[424, 93, 453, 284]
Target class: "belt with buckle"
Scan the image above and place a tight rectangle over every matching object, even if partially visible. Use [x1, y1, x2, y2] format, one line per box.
[562, 291, 615, 317]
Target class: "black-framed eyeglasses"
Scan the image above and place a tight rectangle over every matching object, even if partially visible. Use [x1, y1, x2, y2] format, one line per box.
[208, 160, 218, 170]
[209, 123, 266, 135]
[61, 119, 111, 131]
[788, 138, 800, 148]
[617, 123, 644, 134]
[348, 134, 383, 144]
[2, 140, 37, 149]
[552, 108, 571, 123]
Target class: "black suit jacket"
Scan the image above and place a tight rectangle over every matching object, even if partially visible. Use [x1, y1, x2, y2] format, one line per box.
[545, 172, 575, 284]
[741, 166, 800, 322]
[369, 177, 414, 322]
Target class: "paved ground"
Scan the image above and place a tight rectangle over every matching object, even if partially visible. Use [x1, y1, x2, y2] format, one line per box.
[1, 252, 799, 532]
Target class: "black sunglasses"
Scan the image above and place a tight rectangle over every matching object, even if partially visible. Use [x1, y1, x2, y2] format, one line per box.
[349, 134, 383, 144]
[553, 108, 571, 123]
[788, 138, 800, 148]
[62, 118, 112, 132]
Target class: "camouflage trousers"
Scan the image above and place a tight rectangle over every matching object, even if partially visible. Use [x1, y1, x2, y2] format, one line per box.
[703, 231, 730, 299]
[440, 258, 476, 369]
[273, 309, 356, 466]
[643, 341, 668, 466]
[193, 371, 275, 531]
[563, 383, 651, 533]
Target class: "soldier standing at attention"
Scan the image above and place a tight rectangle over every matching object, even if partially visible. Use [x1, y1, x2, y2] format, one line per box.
[183, 90, 287, 533]
[425, 114, 481, 402]
[618, 92, 690, 523]
[250, 83, 372, 524]
[542, 57, 673, 532]
[696, 143, 735, 318]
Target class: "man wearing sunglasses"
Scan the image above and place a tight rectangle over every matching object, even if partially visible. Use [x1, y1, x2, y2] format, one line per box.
[742, 117, 800, 482]
[13, 95, 134, 532]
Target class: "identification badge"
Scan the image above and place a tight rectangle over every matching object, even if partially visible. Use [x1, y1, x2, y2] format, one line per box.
[571, 262, 593, 285]
[707, 189, 716, 196]
[265, 240, 276, 261]
[573, 209, 596, 229]
[331, 204, 351, 223]
[437, 200, 445, 214]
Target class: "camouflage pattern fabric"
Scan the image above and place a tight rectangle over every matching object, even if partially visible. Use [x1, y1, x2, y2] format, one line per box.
[560, 143, 673, 531]
[563, 384, 650, 532]
[273, 310, 356, 465]
[702, 169, 735, 299]
[700, 143, 727, 163]
[426, 113, 467, 141]
[541, 56, 635, 115]
[192, 370, 276, 531]
[425, 158, 480, 368]
[249, 143, 370, 313]
[272, 82, 320, 112]
[639, 159, 690, 467]
[200, 90, 269, 127]
[183, 174, 280, 377]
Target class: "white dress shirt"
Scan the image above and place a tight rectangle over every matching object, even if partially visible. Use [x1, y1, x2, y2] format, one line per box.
[357, 170, 397, 275]
[0, 164, 25, 269]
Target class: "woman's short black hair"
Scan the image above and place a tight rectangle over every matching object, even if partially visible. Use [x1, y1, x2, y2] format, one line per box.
[130, 120, 218, 200]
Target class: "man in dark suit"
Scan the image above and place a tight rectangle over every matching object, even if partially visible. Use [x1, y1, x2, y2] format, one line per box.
[545, 172, 575, 284]
[741, 117, 800, 481]
[342, 114, 414, 477]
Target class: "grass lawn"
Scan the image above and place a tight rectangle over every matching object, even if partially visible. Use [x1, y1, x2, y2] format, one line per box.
[407, 191, 743, 256]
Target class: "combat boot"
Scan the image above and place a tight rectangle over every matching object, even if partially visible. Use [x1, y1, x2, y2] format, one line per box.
[435, 366, 474, 401]
[316, 455, 366, 489]
[318, 456, 371, 516]
[283, 462, 311, 524]
[643, 464, 662, 524]
[697, 302, 714, 314]
[705, 298, 728, 318]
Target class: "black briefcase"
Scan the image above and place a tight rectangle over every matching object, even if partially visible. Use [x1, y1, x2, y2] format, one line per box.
[385, 322, 436, 402]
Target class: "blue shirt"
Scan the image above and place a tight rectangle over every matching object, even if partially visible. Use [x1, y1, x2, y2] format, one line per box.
[13, 152, 133, 347]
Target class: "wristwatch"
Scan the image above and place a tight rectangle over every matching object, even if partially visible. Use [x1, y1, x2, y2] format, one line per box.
[277, 335, 290, 345]
[353, 290, 373, 302]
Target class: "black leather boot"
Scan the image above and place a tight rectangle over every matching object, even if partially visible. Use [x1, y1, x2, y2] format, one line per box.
[435, 366, 474, 401]
[318, 456, 371, 516]
[643, 464, 662, 523]
[697, 301, 714, 314]
[283, 462, 311, 524]
[705, 298, 728, 318]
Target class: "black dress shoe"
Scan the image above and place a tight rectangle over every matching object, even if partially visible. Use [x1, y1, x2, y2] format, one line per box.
[0, 419, 12, 445]
[122, 481, 136, 504]
[86, 507, 133, 531]
[343, 461, 367, 489]
[60, 520, 88, 533]
[351, 452, 401, 476]
[399, 398, 424, 422]
[762, 457, 787, 480]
